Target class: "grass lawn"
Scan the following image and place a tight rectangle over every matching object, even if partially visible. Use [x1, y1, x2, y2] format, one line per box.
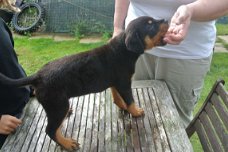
[14, 37, 106, 75]
[216, 23, 228, 35]
[14, 32, 228, 152]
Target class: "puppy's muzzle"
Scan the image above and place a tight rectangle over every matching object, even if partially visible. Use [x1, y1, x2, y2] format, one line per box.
[158, 20, 169, 46]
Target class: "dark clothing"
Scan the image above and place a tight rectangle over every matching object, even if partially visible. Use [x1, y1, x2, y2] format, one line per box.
[0, 17, 30, 148]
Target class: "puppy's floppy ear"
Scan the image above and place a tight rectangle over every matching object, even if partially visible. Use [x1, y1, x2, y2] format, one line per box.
[125, 31, 144, 54]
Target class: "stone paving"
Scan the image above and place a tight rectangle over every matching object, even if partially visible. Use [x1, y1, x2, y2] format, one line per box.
[13, 32, 228, 53]
[25, 32, 104, 43]
[215, 35, 228, 53]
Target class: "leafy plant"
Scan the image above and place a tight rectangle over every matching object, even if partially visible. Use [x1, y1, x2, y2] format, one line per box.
[71, 20, 111, 38]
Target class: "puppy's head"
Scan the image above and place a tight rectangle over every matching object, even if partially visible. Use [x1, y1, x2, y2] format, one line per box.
[125, 16, 168, 54]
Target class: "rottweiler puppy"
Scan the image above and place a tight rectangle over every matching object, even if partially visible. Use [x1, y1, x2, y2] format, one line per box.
[0, 16, 168, 151]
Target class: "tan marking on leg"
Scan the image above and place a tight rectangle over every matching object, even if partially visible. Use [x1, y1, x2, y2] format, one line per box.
[127, 102, 144, 117]
[56, 126, 80, 151]
[111, 87, 127, 110]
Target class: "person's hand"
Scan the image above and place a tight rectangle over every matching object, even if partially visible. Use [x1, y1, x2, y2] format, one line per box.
[0, 0, 11, 7]
[0, 0, 6, 6]
[0, 0, 20, 12]
[0, 115, 22, 135]
[164, 5, 193, 45]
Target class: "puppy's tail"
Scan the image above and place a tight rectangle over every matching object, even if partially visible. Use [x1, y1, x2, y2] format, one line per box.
[0, 73, 38, 87]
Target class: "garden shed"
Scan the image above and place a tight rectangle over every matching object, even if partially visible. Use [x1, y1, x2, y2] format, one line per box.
[36, 0, 114, 33]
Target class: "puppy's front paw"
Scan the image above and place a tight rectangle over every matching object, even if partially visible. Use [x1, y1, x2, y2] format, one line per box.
[127, 103, 144, 117]
[61, 138, 80, 151]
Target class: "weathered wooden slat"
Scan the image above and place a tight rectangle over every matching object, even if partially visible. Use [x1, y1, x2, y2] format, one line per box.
[35, 117, 48, 152]
[79, 94, 92, 152]
[40, 127, 51, 152]
[151, 80, 192, 152]
[216, 83, 228, 108]
[131, 117, 141, 152]
[131, 89, 143, 152]
[90, 93, 100, 152]
[132, 80, 156, 89]
[62, 98, 79, 152]
[116, 110, 126, 152]
[97, 91, 105, 151]
[123, 113, 134, 151]
[148, 88, 165, 152]
[77, 94, 90, 152]
[142, 88, 157, 151]
[47, 137, 56, 151]
[199, 111, 223, 152]
[211, 93, 228, 130]
[194, 119, 213, 152]
[205, 102, 228, 151]
[81, 94, 94, 152]
[137, 88, 153, 152]
[109, 89, 118, 152]
[147, 88, 165, 152]
[26, 107, 46, 151]
[71, 95, 85, 148]
[104, 90, 112, 151]
[12, 101, 44, 152]
[148, 87, 170, 152]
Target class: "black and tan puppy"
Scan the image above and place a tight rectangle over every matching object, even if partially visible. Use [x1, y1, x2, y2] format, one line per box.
[0, 16, 168, 151]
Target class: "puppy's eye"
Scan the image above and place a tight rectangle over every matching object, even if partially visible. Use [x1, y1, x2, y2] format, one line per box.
[148, 20, 152, 24]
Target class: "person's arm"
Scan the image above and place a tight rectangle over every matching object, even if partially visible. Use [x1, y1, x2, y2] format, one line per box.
[112, 0, 130, 38]
[164, 0, 228, 44]
[0, 115, 22, 135]
[0, 0, 20, 12]
[188, 0, 228, 21]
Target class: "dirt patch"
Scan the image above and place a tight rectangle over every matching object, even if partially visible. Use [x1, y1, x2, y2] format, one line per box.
[79, 37, 103, 44]
[13, 32, 103, 43]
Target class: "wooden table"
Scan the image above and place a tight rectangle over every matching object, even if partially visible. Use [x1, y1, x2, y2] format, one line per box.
[2, 80, 193, 152]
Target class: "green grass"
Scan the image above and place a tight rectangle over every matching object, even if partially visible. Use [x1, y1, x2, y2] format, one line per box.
[14, 35, 228, 152]
[14, 37, 105, 75]
[216, 23, 228, 35]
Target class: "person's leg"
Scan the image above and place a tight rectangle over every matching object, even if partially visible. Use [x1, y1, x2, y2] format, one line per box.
[133, 53, 156, 80]
[154, 55, 212, 127]
[133, 52, 212, 127]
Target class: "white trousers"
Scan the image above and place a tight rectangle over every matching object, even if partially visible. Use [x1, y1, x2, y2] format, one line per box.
[133, 53, 212, 128]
